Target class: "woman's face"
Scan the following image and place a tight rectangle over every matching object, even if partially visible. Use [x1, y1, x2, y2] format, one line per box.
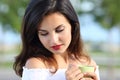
[38, 12, 71, 55]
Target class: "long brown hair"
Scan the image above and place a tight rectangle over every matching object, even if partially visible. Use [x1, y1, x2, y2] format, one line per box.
[13, 0, 90, 77]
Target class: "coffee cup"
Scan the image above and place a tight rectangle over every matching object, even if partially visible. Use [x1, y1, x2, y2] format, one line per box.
[79, 66, 94, 73]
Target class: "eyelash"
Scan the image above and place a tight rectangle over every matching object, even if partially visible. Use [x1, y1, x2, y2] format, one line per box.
[56, 28, 64, 33]
[40, 33, 48, 36]
[39, 28, 64, 36]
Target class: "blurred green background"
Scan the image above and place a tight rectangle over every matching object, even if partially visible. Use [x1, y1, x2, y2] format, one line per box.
[0, 0, 120, 80]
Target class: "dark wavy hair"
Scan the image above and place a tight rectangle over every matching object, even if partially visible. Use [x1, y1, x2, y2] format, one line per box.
[13, 0, 90, 77]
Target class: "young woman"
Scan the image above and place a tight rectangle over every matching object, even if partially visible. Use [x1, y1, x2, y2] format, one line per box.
[14, 0, 100, 80]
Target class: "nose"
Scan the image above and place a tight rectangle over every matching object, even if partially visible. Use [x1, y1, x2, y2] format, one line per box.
[49, 33, 59, 45]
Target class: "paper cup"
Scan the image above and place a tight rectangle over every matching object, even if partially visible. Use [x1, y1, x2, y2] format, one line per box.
[79, 66, 94, 73]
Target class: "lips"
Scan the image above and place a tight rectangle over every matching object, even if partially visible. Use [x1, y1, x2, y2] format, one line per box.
[51, 45, 62, 50]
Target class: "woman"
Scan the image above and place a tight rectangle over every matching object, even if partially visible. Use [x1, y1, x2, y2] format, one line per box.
[14, 0, 100, 80]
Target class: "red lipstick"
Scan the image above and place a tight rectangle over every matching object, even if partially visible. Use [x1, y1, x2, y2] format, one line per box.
[52, 45, 61, 50]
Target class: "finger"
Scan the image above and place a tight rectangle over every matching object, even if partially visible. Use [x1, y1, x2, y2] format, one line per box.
[75, 73, 84, 80]
[66, 65, 83, 80]
[82, 77, 93, 80]
[84, 72, 98, 80]
[80, 78, 85, 80]
[66, 65, 78, 80]
[66, 67, 80, 77]
[71, 68, 84, 80]
[73, 68, 82, 76]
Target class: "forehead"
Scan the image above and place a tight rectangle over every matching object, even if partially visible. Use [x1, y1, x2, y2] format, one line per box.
[38, 12, 70, 29]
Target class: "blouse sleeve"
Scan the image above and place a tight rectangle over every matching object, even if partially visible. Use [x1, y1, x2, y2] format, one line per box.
[22, 67, 50, 80]
[95, 66, 100, 80]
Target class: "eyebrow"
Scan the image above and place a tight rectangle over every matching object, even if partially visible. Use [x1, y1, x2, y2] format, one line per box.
[38, 29, 46, 32]
[38, 24, 64, 31]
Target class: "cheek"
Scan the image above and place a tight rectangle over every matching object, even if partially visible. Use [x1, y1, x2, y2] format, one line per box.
[61, 30, 71, 43]
[67, 33, 71, 43]
[38, 37, 48, 47]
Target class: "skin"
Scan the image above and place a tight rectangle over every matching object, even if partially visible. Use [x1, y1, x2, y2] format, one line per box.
[25, 12, 98, 80]
[66, 60, 98, 80]
[38, 12, 71, 58]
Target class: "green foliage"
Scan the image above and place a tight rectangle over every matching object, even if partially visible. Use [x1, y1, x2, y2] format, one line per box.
[0, 0, 120, 32]
[0, 0, 29, 32]
[76, 0, 120, 30]
[94, 0, 120, 29]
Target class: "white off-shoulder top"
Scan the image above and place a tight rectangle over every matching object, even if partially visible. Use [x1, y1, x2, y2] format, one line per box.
[22, 66, 100, 80]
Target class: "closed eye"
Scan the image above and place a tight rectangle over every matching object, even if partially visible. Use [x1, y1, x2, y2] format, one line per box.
[38, 30, 48, 36]
[56, 29, 64, 33]
[55, 25, 64, 33]
[40, 32, 48, 36]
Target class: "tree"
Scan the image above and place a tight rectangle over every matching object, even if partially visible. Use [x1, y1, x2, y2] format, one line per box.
[73, 0, 120, 29]
[0, 0, 120, 32]
[0, 0, 29, 32]
[92, 0, 120, 29]
[72, 0, 120, 51]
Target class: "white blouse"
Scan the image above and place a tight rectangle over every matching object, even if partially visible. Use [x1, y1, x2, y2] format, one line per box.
[22, 66, 100, 80]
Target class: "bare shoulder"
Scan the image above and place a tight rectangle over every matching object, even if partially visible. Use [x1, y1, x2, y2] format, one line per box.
[25, 57, 46, 69]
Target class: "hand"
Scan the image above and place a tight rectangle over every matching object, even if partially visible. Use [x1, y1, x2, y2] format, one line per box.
[80, 72, 98, 80]
[65, 64, 84, 80]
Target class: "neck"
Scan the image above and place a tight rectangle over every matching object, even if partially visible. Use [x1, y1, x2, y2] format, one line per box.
[53, 52, 69, 68]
